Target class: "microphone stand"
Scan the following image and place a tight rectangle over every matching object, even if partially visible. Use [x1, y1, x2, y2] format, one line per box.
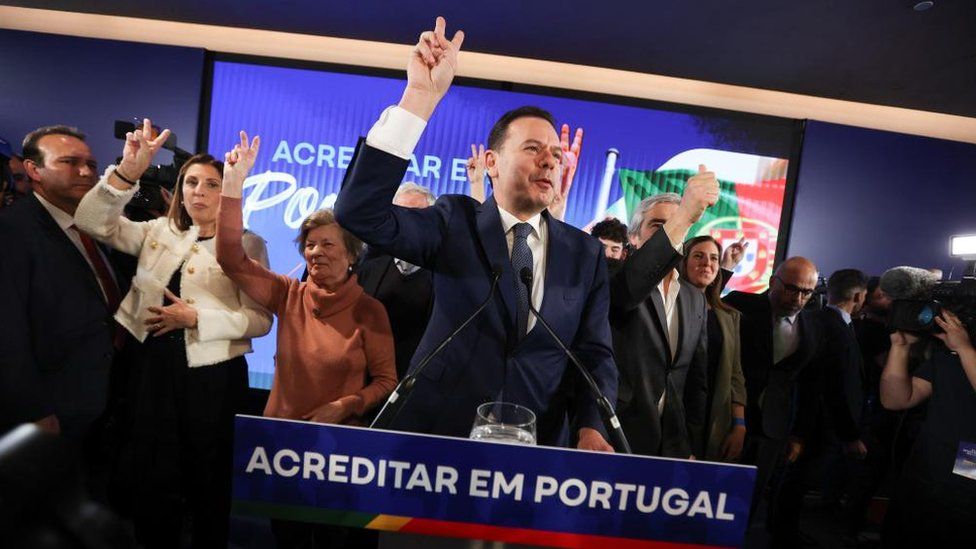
[370, 267, 502, 430]
[519, 268, 632, 454]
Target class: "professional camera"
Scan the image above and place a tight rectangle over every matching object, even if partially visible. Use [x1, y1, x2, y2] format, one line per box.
[803, 275, 828, 311]
[884, 235, 976, 336]
[112, 119, 192, 222]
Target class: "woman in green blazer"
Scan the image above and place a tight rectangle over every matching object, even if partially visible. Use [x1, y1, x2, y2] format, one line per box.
[681, 235, 747, 461]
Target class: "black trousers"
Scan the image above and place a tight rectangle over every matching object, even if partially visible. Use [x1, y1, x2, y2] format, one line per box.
[741, 433, 787, 519]
[119, 331, 247, 549]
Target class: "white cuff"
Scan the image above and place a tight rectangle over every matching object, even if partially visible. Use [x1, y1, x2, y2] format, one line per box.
[365, 106, 426, 160]
[98, 165, 140, 197]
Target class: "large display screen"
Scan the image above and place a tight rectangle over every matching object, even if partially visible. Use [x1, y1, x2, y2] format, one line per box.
[206, 58, 798, 389]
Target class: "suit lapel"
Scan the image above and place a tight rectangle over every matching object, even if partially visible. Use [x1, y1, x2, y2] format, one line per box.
[648, 289, 672, 366]
[30, 196, 105, 300]
[676, 282, 699, 364]
[475, 196, 518, 334]
[537, 210, 560, 323]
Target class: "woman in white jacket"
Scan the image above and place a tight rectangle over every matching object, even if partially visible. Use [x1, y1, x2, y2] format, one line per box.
[74, 120, 272, 549]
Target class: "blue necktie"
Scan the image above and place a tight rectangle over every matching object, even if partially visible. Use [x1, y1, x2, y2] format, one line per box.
[511, 222, 534, 338]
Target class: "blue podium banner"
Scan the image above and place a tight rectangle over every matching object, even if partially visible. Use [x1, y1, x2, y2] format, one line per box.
[232, 415, 756, 548]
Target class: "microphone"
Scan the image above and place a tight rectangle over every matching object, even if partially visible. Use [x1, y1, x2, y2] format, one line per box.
[370, 264, 504, 430]
[518, 267, 632, 454]
[880, 266, 939, 300]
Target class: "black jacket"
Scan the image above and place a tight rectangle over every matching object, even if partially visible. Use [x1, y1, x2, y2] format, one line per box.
[610, 230, 708, 457]
[357, 253, 434, 380]
[0, 195, 124, 439]
[723, 290, 823, 441]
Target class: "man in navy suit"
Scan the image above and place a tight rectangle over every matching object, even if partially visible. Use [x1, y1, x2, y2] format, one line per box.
[0, 123, 165, 466]
[335, 17, 616, 451]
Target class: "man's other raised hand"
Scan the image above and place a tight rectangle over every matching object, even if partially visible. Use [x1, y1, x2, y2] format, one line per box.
[400, 16, 465, 121]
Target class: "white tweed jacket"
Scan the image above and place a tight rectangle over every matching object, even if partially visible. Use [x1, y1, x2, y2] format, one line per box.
[74, 169, 272, 367]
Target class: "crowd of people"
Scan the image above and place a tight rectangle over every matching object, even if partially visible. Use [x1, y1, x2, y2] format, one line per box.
[2, 16, 974, 549]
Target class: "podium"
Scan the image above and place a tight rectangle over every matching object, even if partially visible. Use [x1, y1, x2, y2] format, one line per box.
[232, 415, 756, 548]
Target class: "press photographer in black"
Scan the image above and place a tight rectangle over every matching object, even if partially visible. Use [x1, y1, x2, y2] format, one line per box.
[880, 305, 976, 546]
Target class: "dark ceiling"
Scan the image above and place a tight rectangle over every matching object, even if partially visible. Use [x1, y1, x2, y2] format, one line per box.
[7, 0, 976, 117]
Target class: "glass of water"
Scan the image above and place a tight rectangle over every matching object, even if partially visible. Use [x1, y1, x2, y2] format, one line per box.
[469, 401, 537, 446]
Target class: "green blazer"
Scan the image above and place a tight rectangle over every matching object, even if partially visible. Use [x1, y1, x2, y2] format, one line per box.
[705, 306, 748, 460]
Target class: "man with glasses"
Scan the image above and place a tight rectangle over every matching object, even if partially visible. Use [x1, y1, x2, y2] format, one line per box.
[724, 257, 825, 518]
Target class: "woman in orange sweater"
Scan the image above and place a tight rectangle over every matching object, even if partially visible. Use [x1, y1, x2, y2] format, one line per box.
[216, 133, 396, 547]
[215, 131, 396, 426]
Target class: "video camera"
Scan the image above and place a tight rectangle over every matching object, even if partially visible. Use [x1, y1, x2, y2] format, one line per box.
[112, 119, 192, 222]
[885, 235, 976, 336]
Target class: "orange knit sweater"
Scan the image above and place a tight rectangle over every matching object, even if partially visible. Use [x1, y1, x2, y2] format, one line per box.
[216, 196, 397, 423]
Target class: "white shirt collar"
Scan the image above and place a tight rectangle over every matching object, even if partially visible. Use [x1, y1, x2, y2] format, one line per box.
[657, 268, 682, 297]
[497, 204, 543, 239]
[828, 304, 853, 325]
[33, 191, 75, 230]
[776, 311, 801, 324]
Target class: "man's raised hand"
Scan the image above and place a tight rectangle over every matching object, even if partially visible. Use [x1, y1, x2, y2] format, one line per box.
[222, 131, 260, 199]
[679, 164, 720, 224]
[549, 124, 583, 221]
[117, 118, 171, 184]
[401, 16, 465, 120]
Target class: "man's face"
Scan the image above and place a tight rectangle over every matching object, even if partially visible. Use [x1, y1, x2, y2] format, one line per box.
[635, 201, 679, 248]
[769, 266, 818, 317]
[8, 156, 29, 194]
[393, 190, 430, 209]
[486, 117, 562, 217]
[25, 134, 97, 213]
[598, 238, 624, 260]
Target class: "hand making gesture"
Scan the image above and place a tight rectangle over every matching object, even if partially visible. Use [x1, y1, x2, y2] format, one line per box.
[466, 143, 487, 202]
[721, 236, 749, 271]
[400, 16, 465, 121]
[549, 125, 583, 221]
[113, 118, 171, 186]
[221, 131, 261, 199]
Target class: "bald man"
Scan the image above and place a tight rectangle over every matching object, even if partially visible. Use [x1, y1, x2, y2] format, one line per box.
[724, 257, 825, 515]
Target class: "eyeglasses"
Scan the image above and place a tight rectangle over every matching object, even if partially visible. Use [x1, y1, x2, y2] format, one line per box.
[773, 276, 815, 297]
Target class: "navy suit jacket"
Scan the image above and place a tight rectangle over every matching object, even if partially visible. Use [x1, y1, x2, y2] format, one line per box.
[0, 195, 120, 440]
[335, 142, 617, 446]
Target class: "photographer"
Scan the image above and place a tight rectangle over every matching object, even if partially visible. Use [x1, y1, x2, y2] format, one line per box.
[880, 309, 976, 546]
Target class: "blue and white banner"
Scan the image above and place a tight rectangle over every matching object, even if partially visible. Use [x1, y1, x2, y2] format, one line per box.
[232, 415, 757, 548]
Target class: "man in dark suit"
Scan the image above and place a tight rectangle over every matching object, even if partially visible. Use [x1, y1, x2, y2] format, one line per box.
[0, 125, 132, 448]
[769, 269, 868, 546]
[335, 17, 616, 451]
[610, 184, 718, 458]
[357, 183, 436, 379]
[723, 257, 823, 515]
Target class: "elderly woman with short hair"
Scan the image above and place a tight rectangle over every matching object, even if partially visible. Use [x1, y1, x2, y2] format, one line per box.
[215, 132, 396, 427]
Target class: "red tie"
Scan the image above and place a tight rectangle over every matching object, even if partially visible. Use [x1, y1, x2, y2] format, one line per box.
[70, 226, 126, 348]
[71, 225, 122, 312]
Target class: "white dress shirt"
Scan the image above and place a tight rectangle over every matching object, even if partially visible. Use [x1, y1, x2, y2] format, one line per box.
[827, 304, 853, 325]
[656, 269, 682, 414]
[365, 105, 548, 333]
[772, 311, 801, 364]
[34, 191, 117, 302]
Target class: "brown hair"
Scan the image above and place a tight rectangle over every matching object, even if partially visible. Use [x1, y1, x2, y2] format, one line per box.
[166, 154, 224, 231]
[22, 125, 86, 167]
[295, 209, 363, 264]
[681, 235, 735, 312]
